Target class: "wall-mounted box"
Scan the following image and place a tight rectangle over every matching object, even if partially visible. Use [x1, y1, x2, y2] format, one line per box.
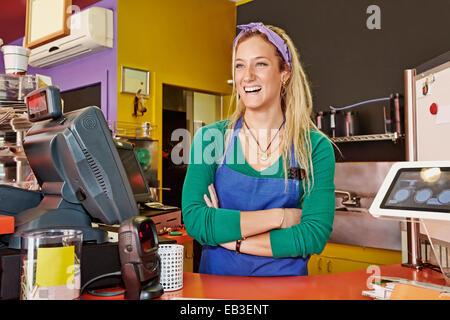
[28, 7, 113, 68]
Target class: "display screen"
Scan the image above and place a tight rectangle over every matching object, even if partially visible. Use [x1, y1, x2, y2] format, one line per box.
[117, 146, 149, 197]
[60, 83, 101, 113]
[381, 168, 450, 213]
[27, 91, 48, 115]
[139, 221, 156, 252]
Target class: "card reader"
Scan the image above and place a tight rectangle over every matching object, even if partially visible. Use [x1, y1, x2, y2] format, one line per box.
[118, 216, 164, 300]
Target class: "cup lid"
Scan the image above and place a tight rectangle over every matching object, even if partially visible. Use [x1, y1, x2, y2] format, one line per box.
[1, 45, 31, 55]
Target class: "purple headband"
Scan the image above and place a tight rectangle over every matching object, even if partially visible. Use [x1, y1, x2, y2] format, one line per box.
[233, 22, 292, 70]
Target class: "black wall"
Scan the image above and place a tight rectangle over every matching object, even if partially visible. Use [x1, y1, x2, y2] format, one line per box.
[237, 0, 450, 135]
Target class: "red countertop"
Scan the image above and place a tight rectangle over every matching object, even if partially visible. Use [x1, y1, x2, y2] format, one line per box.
[161, 265, 446, 300]
[83, 264, 446, 300]
[161, 227, 193, 244]
[0, 215, 14, 235]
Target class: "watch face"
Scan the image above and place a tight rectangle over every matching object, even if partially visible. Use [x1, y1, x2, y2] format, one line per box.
[139, 221, 156, 252]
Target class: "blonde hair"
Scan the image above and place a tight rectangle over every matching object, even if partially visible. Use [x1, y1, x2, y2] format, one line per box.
[227, 24, 327, 193]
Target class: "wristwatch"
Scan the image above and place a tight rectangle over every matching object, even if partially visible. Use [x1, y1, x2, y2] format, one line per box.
[236, 240, 242, 254]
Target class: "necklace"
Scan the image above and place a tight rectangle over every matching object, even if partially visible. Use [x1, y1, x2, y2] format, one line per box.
[243, 117, 285, 161]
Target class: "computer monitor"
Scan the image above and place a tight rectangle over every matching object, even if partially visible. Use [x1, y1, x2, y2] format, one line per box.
[60, 83, 101, 113]
[7, 86, 140, 248]
[115, 140, 151, 203]
[369, 161, 450, 221]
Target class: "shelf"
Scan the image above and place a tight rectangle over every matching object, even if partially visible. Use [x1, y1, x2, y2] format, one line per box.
[331, 133, 404, 143]
[0, 74, 37, 101]
[113, 121, 157, 140]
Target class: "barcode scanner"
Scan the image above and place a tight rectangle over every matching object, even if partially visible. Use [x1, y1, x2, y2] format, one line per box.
[118, 216, 164, 300]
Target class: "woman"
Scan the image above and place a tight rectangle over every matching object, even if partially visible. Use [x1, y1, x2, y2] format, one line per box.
[181, 22, 335, 276]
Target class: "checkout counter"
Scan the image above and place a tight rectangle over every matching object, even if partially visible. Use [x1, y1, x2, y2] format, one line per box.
[160, 265, 445, 300]
[82, 227, 447, 300]
[83, 160, 450, 300]
[0, 85, 448, 301]
[0, 222, 447, 300]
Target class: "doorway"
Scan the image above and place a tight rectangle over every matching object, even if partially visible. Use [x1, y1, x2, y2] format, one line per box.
[162, 84, 223, 207]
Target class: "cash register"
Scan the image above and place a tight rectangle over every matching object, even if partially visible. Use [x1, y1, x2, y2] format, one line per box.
[0, 86, 140, 249]
[0, 86, 172, 299]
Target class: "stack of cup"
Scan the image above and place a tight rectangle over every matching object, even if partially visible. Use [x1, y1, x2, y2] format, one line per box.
[1, 45, 31, 75]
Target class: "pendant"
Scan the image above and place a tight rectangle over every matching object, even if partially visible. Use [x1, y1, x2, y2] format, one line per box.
[260, 152, 269, 161]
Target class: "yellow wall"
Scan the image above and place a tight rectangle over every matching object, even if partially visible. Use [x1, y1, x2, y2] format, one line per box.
[235, 0, 255, 6]
[117, 0, 236, 196]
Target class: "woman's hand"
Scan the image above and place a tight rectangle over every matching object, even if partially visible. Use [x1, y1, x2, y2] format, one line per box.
[203, 183, 219, 208]
[280, 208, 302, 228]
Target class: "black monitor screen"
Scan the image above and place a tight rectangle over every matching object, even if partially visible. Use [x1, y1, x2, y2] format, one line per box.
[381, 168, 450, 213]
[61, 83, 101, 113]
[116, 142, 150, 203]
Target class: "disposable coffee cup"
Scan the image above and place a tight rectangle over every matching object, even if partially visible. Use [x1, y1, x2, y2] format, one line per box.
[1, 45, 31, 75]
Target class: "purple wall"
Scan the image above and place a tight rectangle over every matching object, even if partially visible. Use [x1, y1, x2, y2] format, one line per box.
[0, 0, 118, 121]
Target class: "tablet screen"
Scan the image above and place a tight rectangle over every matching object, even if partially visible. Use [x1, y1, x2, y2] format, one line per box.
[380, 167, 450, 213]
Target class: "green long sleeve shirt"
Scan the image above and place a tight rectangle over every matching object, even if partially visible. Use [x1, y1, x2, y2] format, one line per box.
[181, 120, 335, 258]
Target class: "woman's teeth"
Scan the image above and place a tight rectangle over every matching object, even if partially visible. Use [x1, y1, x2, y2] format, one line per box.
[244, 86, 262, 93]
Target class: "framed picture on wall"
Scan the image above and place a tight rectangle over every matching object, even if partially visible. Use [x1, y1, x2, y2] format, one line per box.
[25, 0, 72, 49]
[121, 66, 150, 96]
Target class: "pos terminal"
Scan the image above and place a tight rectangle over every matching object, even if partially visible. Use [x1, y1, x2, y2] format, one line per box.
[0, 86, 140, 249]
[0, 86, 166, 300]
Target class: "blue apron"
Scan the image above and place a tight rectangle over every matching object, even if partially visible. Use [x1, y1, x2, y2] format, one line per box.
[199, 118, 310, 276]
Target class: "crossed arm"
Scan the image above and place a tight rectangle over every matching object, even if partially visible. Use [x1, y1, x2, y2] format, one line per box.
[181, 126, 335, 259]
[203, 184, 301, 257]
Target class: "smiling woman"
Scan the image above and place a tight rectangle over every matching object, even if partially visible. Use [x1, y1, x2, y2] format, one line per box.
[182, 22, 336, 277]
[234, 36, 287, 113]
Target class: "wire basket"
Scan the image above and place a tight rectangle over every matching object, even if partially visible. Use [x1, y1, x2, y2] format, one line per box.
[158, 244, 184, 291]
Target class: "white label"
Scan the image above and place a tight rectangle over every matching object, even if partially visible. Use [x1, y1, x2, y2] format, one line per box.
[436, 105, 450, 125]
